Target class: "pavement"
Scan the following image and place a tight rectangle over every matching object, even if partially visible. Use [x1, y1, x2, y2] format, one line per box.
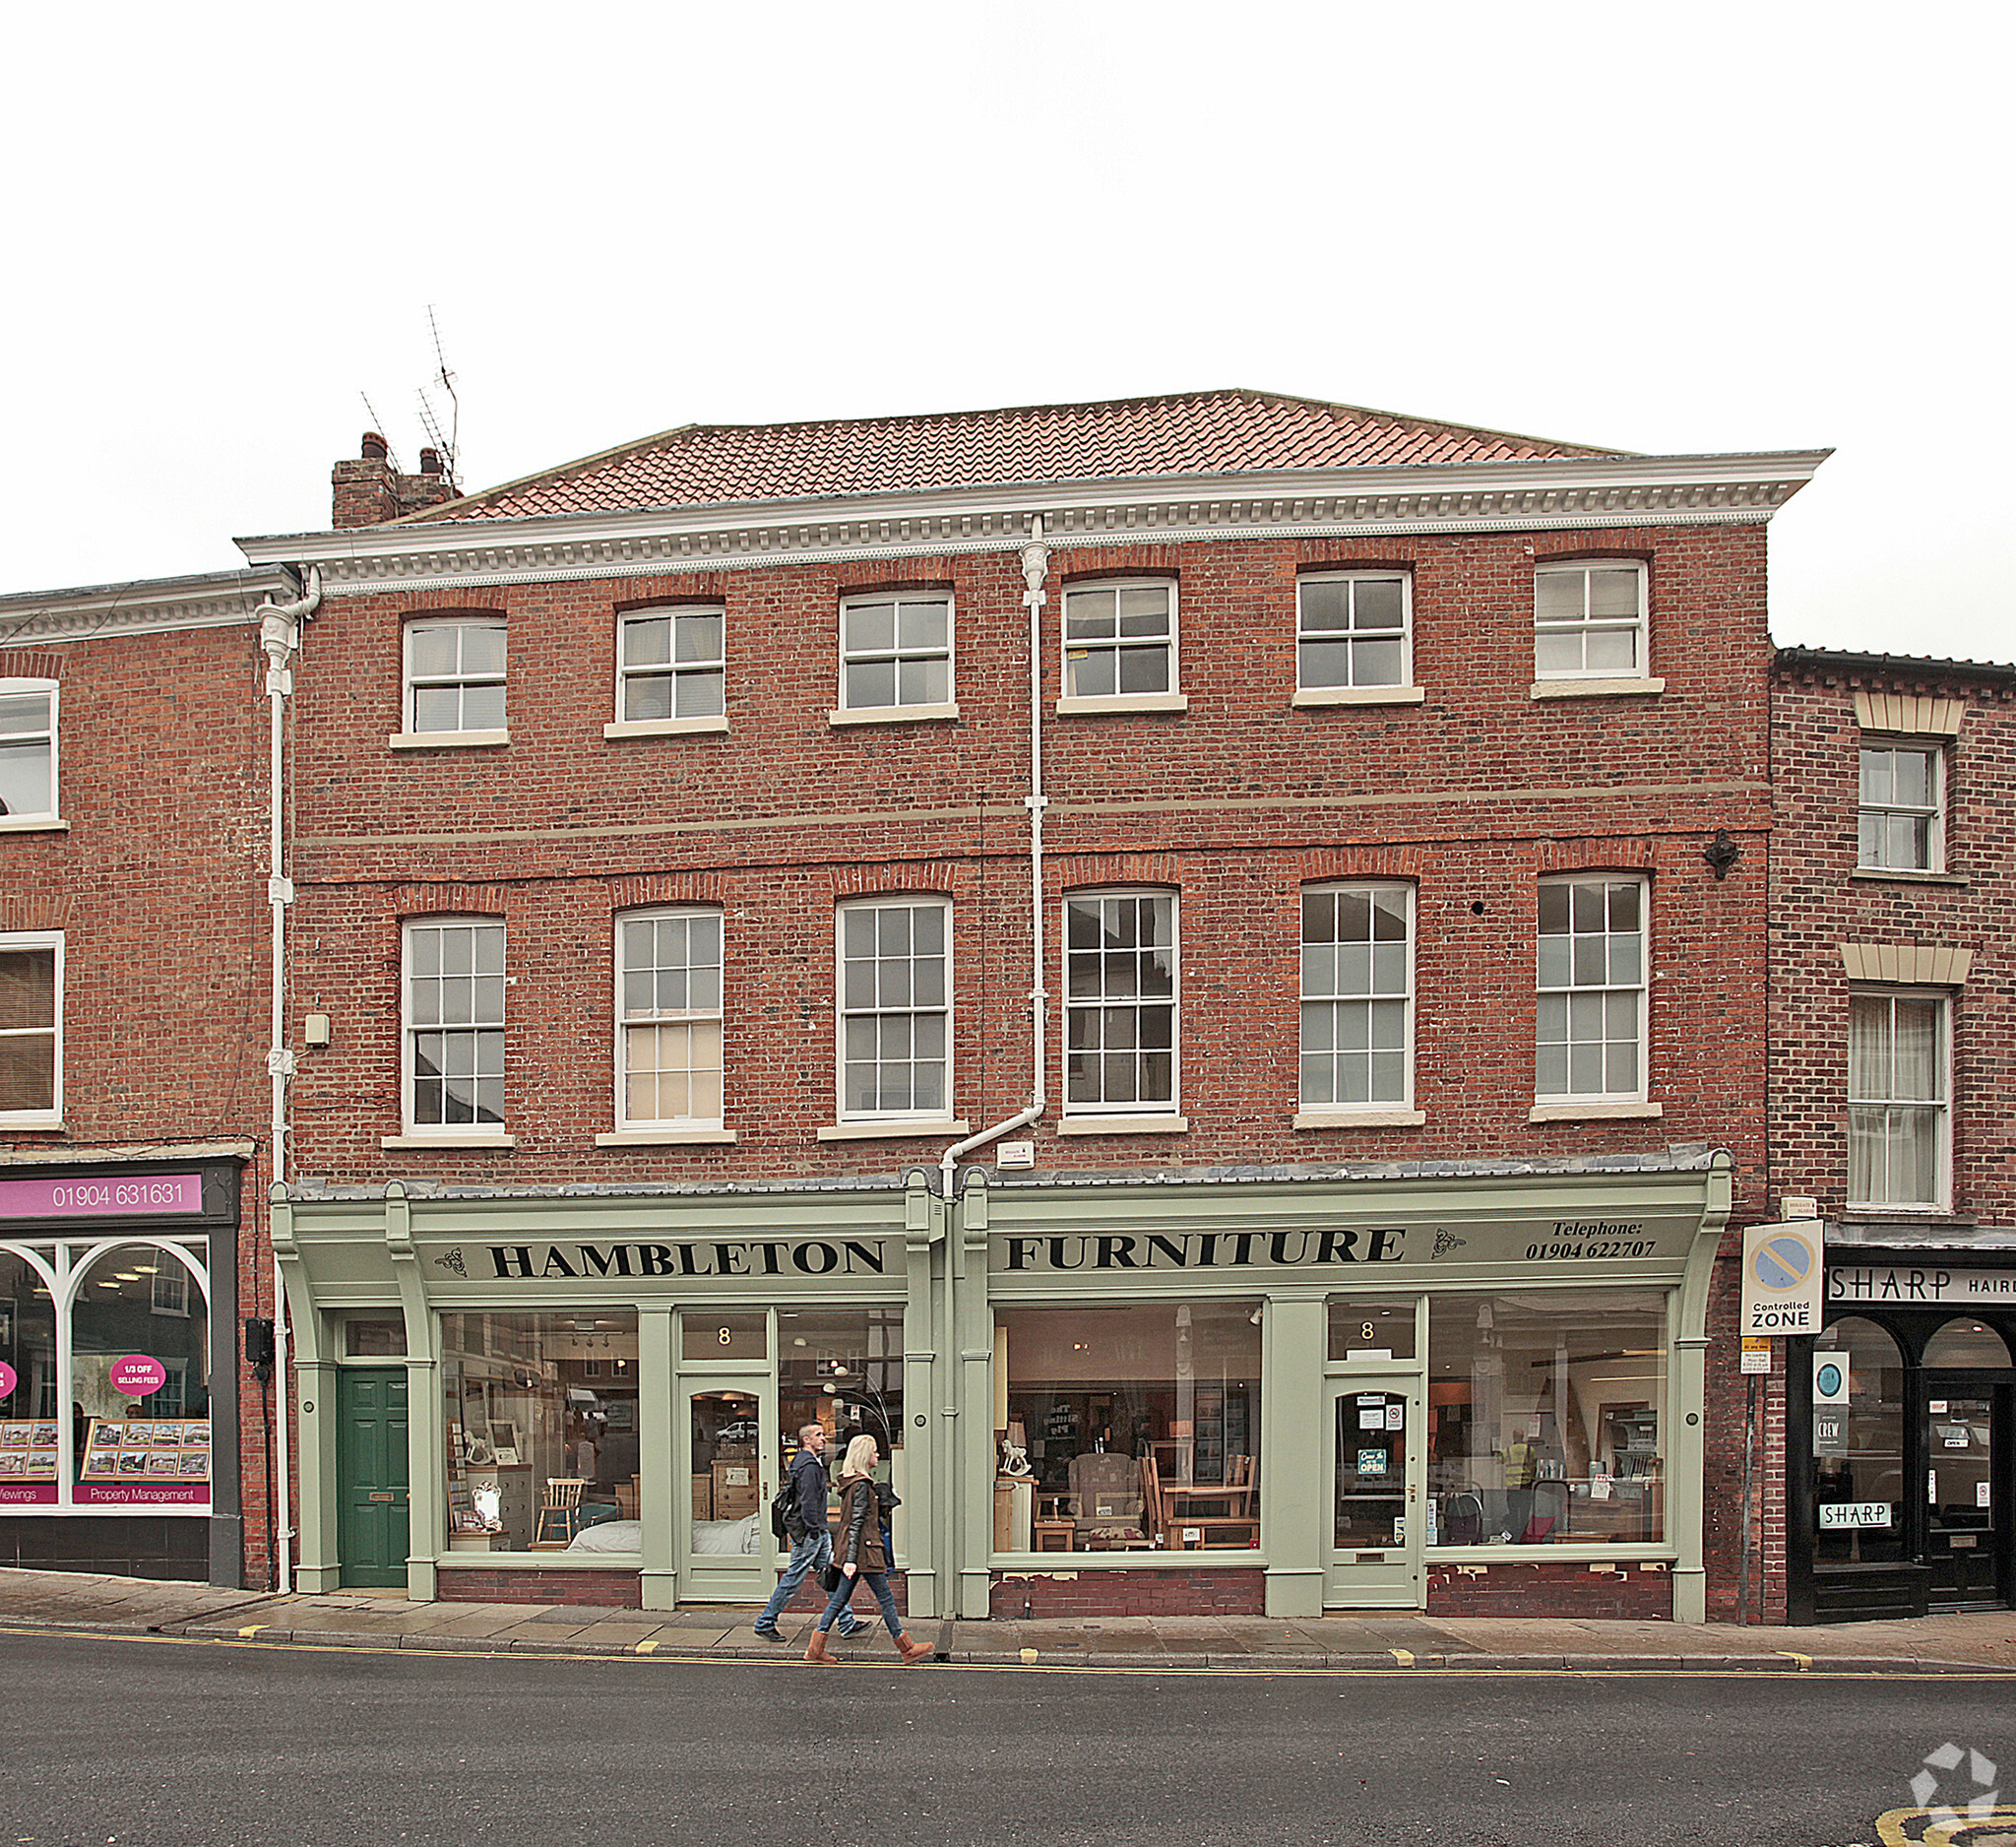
[4, 1566, 2013, 1673]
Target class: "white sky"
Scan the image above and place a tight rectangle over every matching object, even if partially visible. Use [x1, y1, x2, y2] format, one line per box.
[5, 3, 2010, 662]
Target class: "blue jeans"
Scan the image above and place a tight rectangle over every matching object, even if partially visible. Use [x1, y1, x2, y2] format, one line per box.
[756, 1529, 859, 1632]
[816, 1565, 902, 1638]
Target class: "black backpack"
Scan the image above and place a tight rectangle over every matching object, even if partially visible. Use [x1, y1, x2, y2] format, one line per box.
[769, 1467, 803, 1542]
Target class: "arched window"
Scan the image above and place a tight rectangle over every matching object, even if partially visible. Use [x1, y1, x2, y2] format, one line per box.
[1813, 1315, 1906, 1566]
[1922, 1317, 2012, 1368]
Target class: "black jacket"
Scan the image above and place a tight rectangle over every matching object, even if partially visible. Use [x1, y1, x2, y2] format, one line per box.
[788, 1445, 832, 1538]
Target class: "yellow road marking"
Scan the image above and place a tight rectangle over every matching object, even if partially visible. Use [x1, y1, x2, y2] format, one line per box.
[1020, 1647, 1039, 1663]
[634, 1640, 659, 1654]
[1776, 1650, 1812, 1671]
[1389, 1649, 1415, 1667]
[237, 1625, 267, 1638]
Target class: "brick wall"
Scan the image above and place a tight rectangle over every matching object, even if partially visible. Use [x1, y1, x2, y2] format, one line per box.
[437, 1564, 645, 1607]
[992, 1567, 1265, 1618]
[1426, 1559, 1673, 1618]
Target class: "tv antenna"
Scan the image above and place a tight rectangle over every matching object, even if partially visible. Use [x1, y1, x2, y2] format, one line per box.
[415, 304, 462, 491]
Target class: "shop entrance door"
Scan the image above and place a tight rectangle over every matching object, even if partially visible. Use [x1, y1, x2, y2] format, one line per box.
[1324, 1380, 1422, 1609]
[1922, 1378, 2010, 1608]
[336, 1368, 409, 1588]
[681, 1376, 778, 1602]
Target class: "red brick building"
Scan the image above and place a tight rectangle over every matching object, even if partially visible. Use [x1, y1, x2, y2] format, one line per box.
[0, 568, 295, 1588]
[1771, 648, 2015, 1621]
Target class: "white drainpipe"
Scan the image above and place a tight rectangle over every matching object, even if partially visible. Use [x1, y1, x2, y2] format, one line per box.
[939, 520, 1050, 1193]
[254, 566, 319, 1592]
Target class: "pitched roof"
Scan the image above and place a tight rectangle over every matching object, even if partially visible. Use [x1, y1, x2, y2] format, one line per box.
[403, 388, 1626, 525]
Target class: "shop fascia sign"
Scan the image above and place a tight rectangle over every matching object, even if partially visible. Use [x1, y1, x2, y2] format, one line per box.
[1828, 1265, 2016, 1306]
[426, 1237, 896, 1283]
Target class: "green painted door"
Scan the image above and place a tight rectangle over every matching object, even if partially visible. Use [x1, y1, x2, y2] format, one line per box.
[337, 1368, 410, 1588]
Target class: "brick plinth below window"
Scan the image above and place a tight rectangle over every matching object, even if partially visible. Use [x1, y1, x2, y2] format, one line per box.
[1425, 1560, 1673, 1619]
[437, 1566, 642, 1607]
[992, 1568, 1265, 1618]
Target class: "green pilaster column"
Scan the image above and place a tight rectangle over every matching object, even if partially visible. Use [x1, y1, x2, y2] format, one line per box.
[385, 1183, 441, 1602]
[639, 1307, 676, 1609]
[1670, 1153, 1733, 1624]
[902, 1171, 940, 1618]
[956, 1171, 995, 1618]
[1262, 1294, 1327, 1618]
[273, 1185, 340, 1594]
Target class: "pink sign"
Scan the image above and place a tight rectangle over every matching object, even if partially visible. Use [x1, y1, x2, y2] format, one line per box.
[75, 1482, 208, 1508]
[0, 1173, 202, 1220]
[109, 1356, 168, 1397]
[0, 1361, 16, 1399]
[0, 1483, 59, 1507]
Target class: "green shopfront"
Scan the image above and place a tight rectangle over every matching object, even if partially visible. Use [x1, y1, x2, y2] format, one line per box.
[272, 1151, 1733, 1620]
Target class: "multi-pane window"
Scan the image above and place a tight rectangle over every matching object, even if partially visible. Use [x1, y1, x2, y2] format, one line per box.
[1849, 991, 1947, 1209]
[0, 680, 57, 822]
[617, 909, 724, 1127]
[1300, 886, 1412, 1108]
[1297, 575, 1410, 690]
[1065, 892, 1176, 1113]
[405, 617, 506, 733]
[1536, 878, 1647, 1101]
[0, 932, 61, 1122]
[618, 608, 724, 723]
[839, 595, 952, 711]
[404, 920, 505, 1129]
[1858, 746, 1943, 871]
[838, 899, 950, 1118]
[1534, 564, 1645, 679]
[1062, 582, 1174, 699]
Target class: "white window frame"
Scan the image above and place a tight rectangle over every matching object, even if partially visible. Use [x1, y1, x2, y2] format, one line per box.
[1858, 742, 1945, 873]
[612, 906, 725, 1133]
[1294, 574, 1415, 698]
[396, 616, 507, 744]
[608, 606, 726, 737]
[0, 678, 61, 829]
[1059, 580, 1186, 715]
[397, 918, 508, 1141]
[1533, 562, 1648, 682]
[1297, 883, 1417, 1120]
[1535, 876, 1650, 1108]
[1062, 889, 1179, 1118]
[834, 592, 957, 723]
[836, 897, 954, 1123]
[0, 928, 63, 1126]
[1848, 987, 1951, 1212]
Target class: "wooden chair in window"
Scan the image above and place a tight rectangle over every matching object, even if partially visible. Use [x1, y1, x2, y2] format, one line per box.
[1166, 1453, 1257, 1522]
[531, 1478, 587, 1549]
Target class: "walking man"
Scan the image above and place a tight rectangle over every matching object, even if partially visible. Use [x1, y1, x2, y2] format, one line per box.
[752, 1424, 861, 1641]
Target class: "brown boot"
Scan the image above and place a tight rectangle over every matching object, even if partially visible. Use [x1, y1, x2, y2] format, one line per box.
[804, 1628, 834, 1664]
[896, 1632, 933, 1666]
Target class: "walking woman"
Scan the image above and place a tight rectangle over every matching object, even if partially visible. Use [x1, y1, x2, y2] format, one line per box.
[804, 1433, 931, 1665]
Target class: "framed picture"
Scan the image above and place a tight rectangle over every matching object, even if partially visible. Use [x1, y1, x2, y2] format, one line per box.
[490, 1419, 518, 1455]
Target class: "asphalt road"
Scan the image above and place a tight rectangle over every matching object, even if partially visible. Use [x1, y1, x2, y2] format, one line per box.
[3, 1632, 2011, 1847]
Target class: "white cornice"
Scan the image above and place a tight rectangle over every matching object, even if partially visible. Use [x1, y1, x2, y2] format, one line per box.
[235, 451, 1829, 596]
[0, 568, 295, 645]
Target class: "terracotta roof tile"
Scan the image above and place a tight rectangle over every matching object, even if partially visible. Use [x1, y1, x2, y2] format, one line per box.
[407, 388, 1624, 525]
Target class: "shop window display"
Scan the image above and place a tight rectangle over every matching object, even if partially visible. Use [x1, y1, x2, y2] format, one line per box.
[442, 1312, 639, 1552]
[1425, 1289, 1666, 1547]
[776, 1308, 906, 1546]
[1812, 1316, 1907, 1566]
[997, 1303, 1260, 1554]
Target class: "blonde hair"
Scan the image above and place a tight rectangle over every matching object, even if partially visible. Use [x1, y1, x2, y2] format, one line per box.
[841, 1433, 879, 1479]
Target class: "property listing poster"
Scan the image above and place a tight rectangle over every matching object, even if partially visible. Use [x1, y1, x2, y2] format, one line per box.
[74, 1416, 212, 1506]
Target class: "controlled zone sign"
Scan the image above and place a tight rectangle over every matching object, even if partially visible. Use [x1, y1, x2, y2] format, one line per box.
[1741, 1221, 1823, 1335]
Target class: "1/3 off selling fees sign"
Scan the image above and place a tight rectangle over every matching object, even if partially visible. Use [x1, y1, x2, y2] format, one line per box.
[1741, 1222, 1823, 1335]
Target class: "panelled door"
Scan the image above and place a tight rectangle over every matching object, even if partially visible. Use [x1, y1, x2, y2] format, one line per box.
[1324, 1379, 1423, 1609]
[1922, 1377, 2010, 1608]
[337, 1367, 410, 1588]
[681, 1373, 779, 1601]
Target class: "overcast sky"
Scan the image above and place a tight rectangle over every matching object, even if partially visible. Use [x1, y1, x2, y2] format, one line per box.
[5, 4, 2009, 662]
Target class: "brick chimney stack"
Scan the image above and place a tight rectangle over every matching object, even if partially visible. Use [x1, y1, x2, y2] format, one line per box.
[331, 431, 458, 529]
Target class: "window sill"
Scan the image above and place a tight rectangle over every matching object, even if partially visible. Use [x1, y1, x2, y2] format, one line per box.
[0, 1114, 63, 1130]
[388, 730, 510, 750]
[603, 716, 728, 739]
[382, 1132, 518, 1149]
[595, 1127, 737, 1146]
[817, 1117, 971, 1142]
[1294, 1109, 1426, 1129]
[1528, 1101, 1664, 1122]
[1056, 1114, 1188, 1136]
[1055, 692, 1189, 717]
[1292, 686, 1425, 708]
[1529, 677, 1665, 700]
[1839, 1205, 1960, 1221]
[1852, 867, 1966, 886]
[827, 701, 962, 728]
[0, 815, 68, 833]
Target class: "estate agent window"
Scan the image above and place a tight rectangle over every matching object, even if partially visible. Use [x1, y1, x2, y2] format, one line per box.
[0, 932, 61, 1125]
[0, 679, 58, 824]
[1534, 563, 1645, 679]
[1536, 877, 1647, 1104]
[1062, 582, 1175, 699]
[1300, 885, 1412, 1110]
[1848, 989, 1948, 1210]
[617, 606, 725, 724]
[1296, 574, 1410, 690]
[1064, 891, 1177, 1115]
[1421, 1288, 1667, 1547]
[404, 616, 506, 734]
[838, 594, 953, 714]
[1858, 744, 1943, 872]
[403, 919, 506, 1132]
[615, 908, 724, 1129]
[837, 898, 951, 1120]
[997, 1302, 1261, 1554]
